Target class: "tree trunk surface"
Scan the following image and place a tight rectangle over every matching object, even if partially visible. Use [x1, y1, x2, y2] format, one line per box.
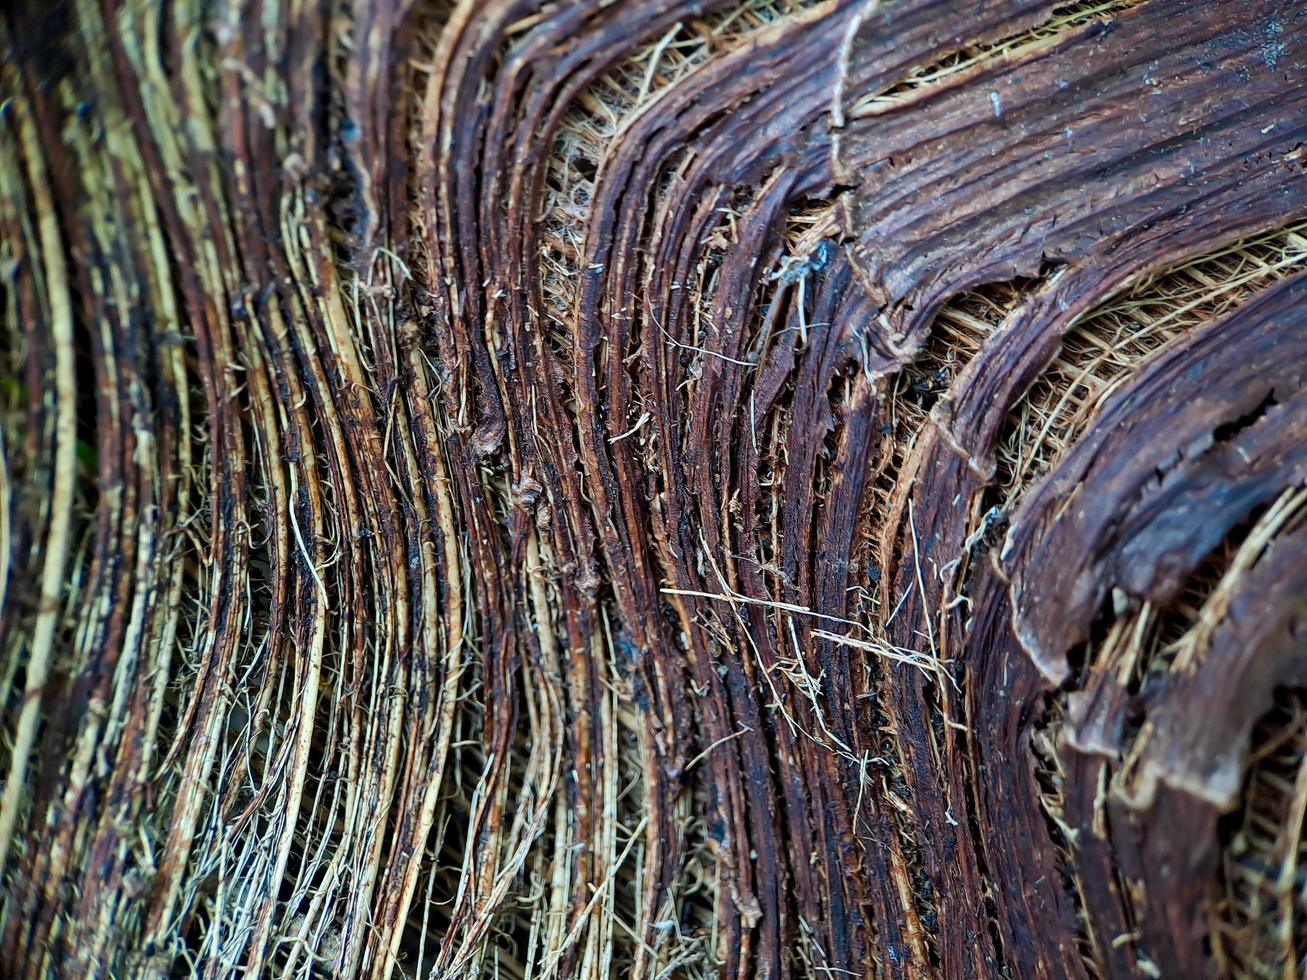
[2, 0, 1307, 976]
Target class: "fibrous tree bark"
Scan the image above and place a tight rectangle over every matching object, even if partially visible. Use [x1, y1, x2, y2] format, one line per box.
[2, 0, 1306, 976]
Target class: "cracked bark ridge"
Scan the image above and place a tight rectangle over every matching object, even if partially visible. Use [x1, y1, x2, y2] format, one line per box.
[1, 0, 1306, 977]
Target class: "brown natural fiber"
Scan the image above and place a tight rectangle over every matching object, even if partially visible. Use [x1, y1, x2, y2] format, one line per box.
[3, 0, 1307, 977]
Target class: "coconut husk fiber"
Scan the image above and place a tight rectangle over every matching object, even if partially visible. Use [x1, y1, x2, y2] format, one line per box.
[2, 0, 1307, 976]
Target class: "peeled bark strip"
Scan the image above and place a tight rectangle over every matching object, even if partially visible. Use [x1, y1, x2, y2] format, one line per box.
[2, 0, 1306, 977]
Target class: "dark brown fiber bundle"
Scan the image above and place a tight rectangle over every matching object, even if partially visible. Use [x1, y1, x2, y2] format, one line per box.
[2, 0, 1306, 976]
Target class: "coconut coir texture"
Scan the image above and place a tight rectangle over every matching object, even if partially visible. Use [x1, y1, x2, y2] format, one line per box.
[2, 0, 1307, 977]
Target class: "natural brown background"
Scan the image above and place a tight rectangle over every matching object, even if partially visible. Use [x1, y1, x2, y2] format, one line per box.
[2, 0, 1306, 976]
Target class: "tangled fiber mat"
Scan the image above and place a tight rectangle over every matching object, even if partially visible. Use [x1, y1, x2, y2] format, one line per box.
[2, 0, 1307, 976]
